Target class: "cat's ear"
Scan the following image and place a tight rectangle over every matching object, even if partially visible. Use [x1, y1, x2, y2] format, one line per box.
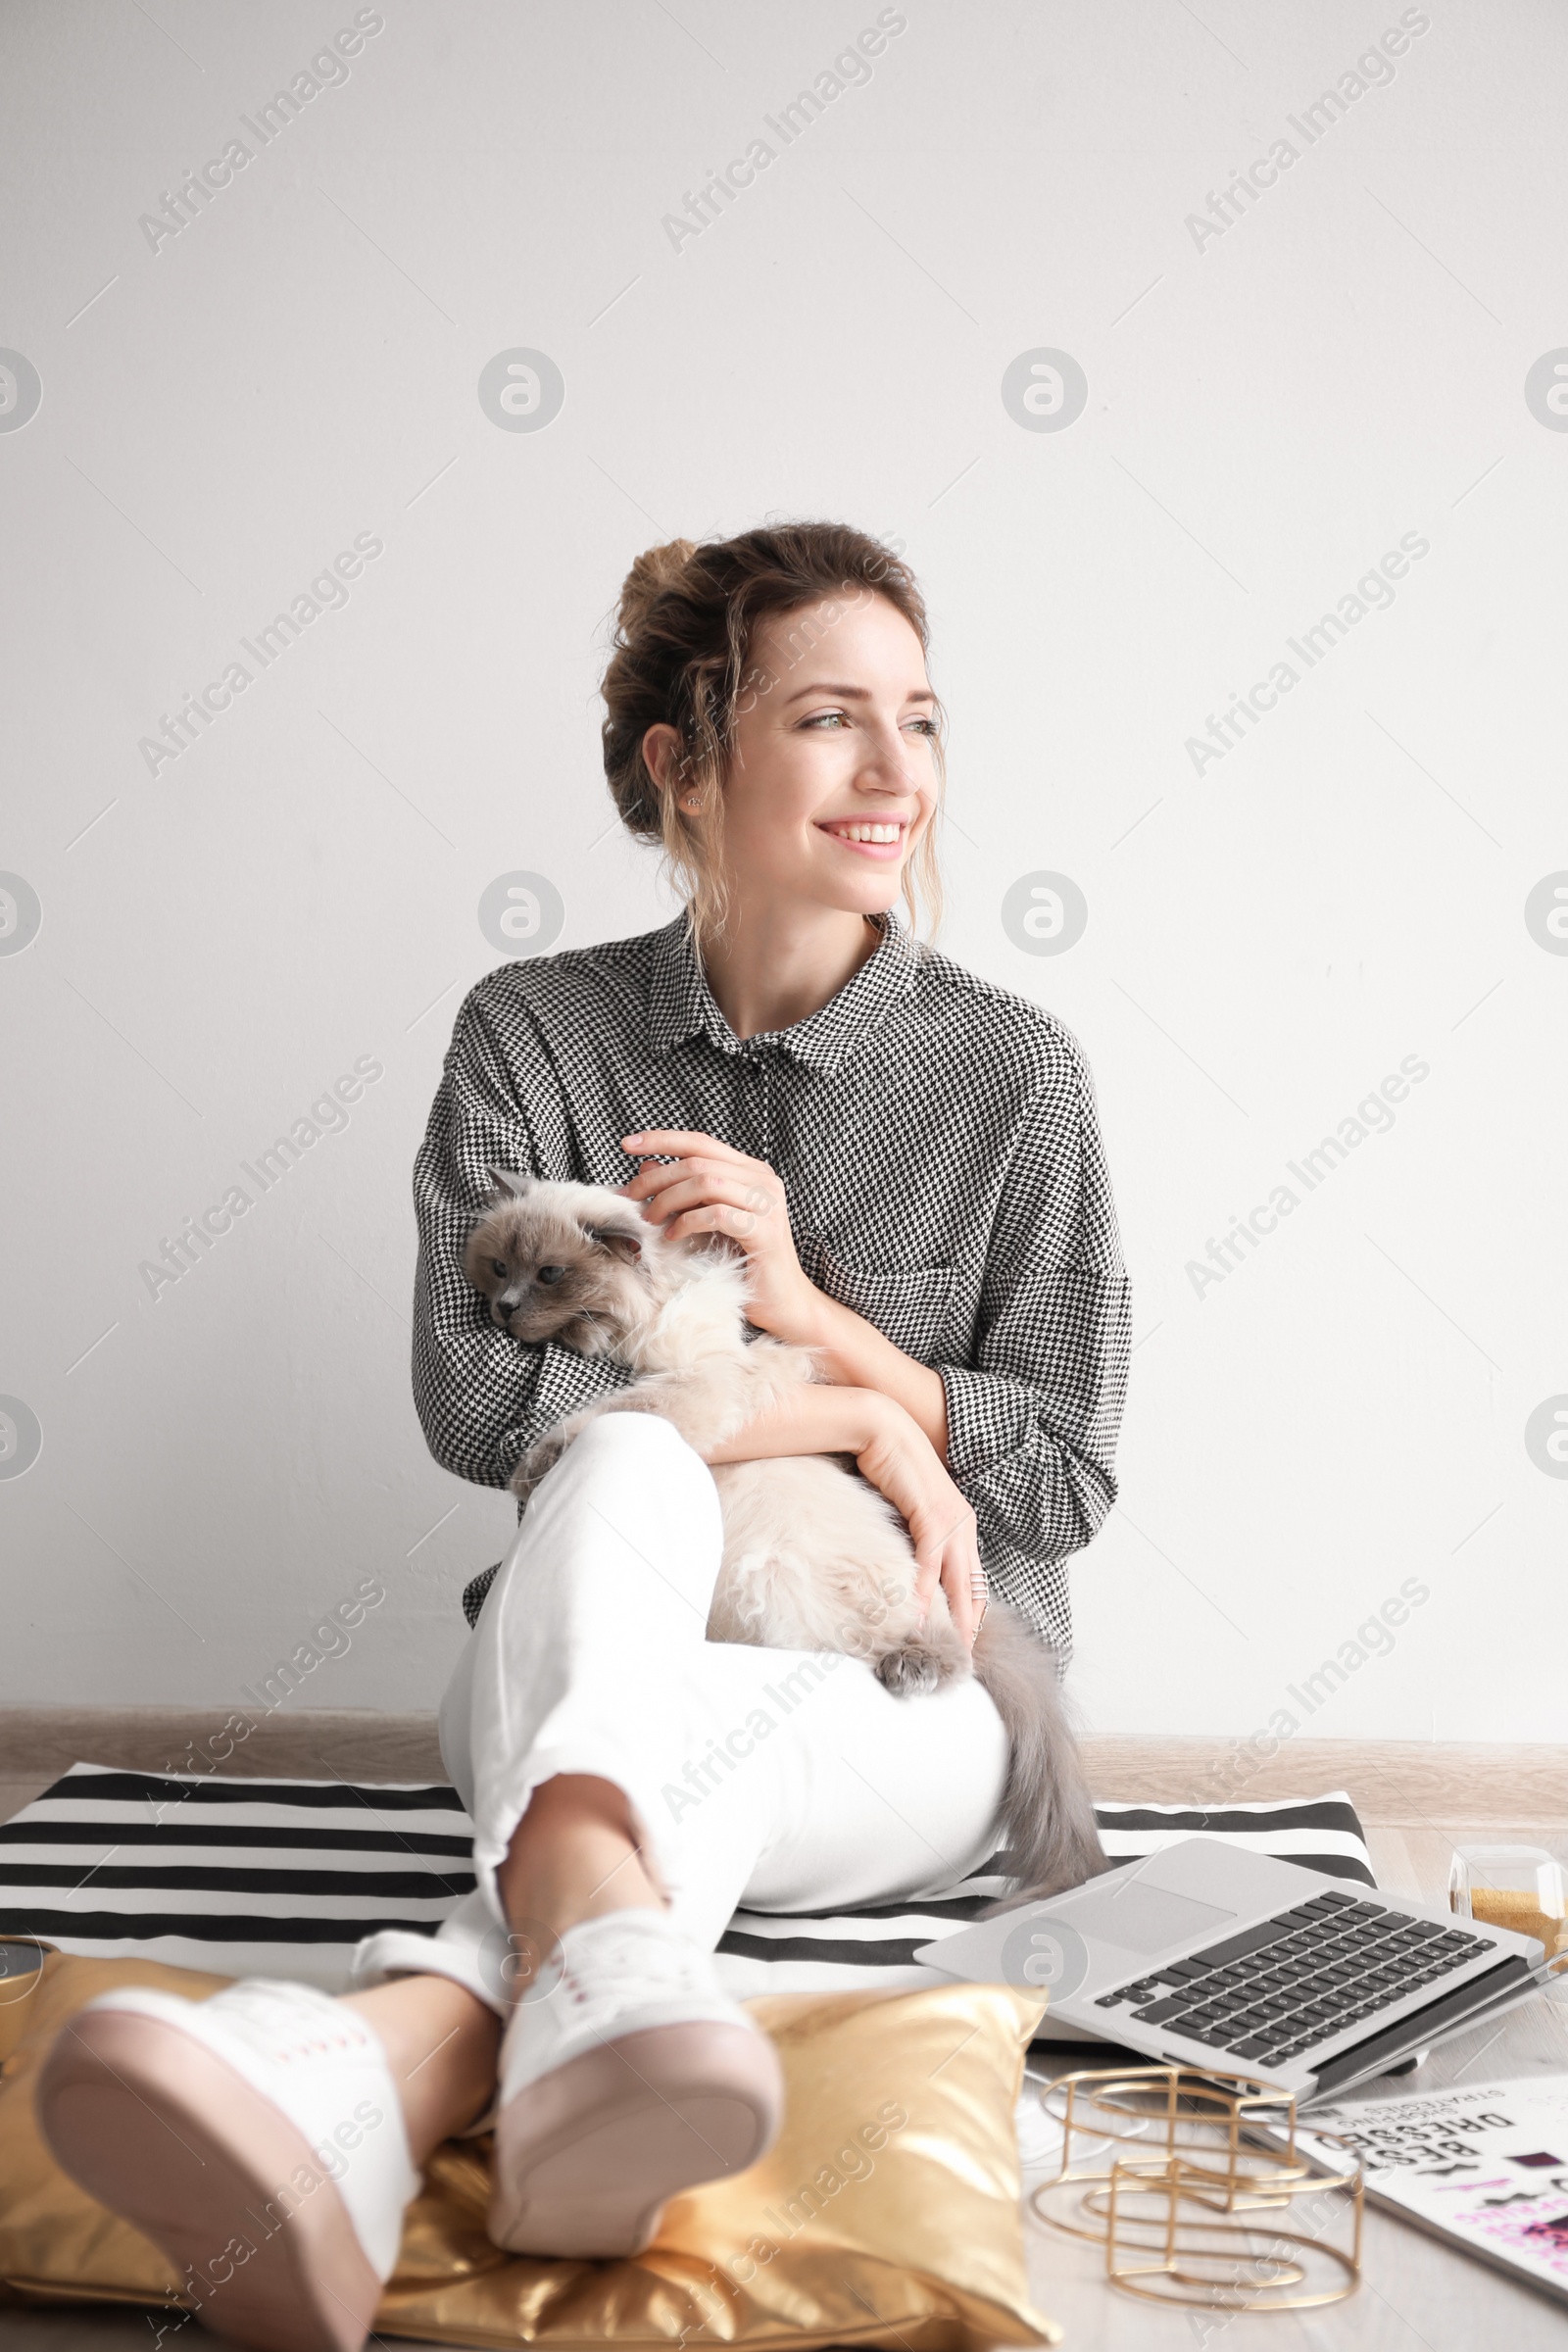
[586, 1222, 643, 1264]
[485, 1166, 533, 1201]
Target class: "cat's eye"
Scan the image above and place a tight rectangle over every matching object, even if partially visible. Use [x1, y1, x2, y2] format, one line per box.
[536, 1265, 566, 1287]
[491, 1259, 508, 1280]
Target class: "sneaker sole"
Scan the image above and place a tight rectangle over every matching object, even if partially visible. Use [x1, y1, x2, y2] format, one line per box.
[36, 2007, 385, 2352]
[489, 2019, 783, 2258]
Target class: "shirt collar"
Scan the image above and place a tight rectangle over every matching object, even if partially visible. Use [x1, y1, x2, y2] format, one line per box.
[647, 907, 918, 1074]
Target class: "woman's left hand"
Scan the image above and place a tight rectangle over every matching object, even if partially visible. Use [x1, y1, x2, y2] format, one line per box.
[618, 1129, 820, 1342]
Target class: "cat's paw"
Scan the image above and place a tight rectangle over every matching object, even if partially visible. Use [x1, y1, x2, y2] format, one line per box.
[511, 1423, 574, 1498]
[874, 1637, 963, 1698]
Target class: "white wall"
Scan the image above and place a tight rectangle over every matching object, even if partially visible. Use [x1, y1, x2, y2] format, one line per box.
[2, 0, 1564, 1748]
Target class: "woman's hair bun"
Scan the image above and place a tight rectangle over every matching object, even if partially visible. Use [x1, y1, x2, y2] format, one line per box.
[615, 538, 698, 639]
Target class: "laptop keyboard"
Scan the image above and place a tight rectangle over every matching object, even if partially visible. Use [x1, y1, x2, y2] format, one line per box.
[1090, 1886, 1485, 2068]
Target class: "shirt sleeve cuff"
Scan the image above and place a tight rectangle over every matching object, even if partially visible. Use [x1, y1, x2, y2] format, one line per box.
[938, 1360, 1036, 1486]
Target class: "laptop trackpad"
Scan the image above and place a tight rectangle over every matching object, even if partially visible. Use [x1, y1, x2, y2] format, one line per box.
[1062, 1881, 1236, 1957]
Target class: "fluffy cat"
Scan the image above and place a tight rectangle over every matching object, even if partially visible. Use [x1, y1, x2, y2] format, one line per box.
[464, 1170, 1108, 1906]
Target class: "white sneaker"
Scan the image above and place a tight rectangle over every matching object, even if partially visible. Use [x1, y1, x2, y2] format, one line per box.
[36, 1978, 421, 2352]
[489, 1906, 784, 2258]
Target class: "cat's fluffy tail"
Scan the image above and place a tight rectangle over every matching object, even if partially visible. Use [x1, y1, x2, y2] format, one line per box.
[971, 1606, 1111, 1912]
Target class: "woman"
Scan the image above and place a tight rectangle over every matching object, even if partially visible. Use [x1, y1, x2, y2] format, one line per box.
[39, 524, 1130, 2352]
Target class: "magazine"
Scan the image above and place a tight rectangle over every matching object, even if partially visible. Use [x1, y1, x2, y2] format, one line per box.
[1295, 2077, 1568, 2306]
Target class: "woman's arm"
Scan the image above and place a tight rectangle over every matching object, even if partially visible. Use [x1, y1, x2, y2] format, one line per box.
[414, 981, 635, 1490]
[701, 1382, 983, 1647]
[621, 1032, 1131, 1594]
[934, 1051, 1130, 1569]
[783, 1291, 951, 1458]
[618, 1127, 952, 1454]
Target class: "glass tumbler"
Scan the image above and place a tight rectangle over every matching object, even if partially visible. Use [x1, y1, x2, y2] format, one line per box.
[1448, 1844, 1568, 1963]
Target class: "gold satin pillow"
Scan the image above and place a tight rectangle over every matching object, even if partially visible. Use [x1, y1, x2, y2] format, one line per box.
[0, 1950, 1056, 2350]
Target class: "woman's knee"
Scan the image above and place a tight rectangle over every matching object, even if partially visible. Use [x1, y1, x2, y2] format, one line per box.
[558, 1407, 712, 1492]
[575, 1407, 693, 1457]
[514, 1409, 724, 1596]
[437, 1626, 480, 1814]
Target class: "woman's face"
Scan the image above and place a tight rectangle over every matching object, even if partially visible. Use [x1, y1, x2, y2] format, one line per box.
[653, 590, 941, 921]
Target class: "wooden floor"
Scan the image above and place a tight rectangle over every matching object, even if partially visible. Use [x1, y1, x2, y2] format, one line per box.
[2, 1710, 1565, 2348]
[3, 1704, 1565, 1830]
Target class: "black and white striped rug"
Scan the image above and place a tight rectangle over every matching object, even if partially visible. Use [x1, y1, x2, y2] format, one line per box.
[0, 1765, 1376, 1999]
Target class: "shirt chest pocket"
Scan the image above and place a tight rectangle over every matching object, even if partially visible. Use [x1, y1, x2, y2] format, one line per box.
[800, 1236, 958, 1364]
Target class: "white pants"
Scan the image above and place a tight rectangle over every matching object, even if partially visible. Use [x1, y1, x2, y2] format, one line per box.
[351, 1414, 1010, 2016]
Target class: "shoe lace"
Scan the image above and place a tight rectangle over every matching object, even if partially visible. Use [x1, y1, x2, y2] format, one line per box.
[220, 1979, 373, 2066]
[550, 1918, 713, 2034]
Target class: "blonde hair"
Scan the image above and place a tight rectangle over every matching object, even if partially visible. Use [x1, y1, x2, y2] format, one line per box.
[600, 522, 945, 947]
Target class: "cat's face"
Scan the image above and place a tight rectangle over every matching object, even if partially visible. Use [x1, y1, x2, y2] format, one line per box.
[464, 1177, 653, 1355]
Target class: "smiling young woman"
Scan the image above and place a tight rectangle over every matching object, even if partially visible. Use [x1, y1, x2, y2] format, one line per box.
[601, 536, 980, 1610]
[39, 524, 1131, 2347]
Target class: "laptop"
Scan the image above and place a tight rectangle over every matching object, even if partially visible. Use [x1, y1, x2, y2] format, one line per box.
[913, 1838, 1554, 2106]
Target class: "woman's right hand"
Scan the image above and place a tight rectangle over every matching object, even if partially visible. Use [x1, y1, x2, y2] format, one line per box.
[854, 1397, 983, 1650]
[699, 1382, 984, 1649]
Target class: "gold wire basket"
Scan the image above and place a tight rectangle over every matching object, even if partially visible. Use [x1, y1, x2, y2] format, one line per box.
[1026, 2063, 1362, 2311]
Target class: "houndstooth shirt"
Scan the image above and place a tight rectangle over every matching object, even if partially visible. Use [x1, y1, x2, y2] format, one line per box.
[416, 909, 1131, 1654]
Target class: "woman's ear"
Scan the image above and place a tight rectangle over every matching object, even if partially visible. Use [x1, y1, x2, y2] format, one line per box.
[641, 722, 684, 798]
[485, 1166, 533, 1200]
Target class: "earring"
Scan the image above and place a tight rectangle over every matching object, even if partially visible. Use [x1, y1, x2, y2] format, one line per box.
[682, 794, 700, 810]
